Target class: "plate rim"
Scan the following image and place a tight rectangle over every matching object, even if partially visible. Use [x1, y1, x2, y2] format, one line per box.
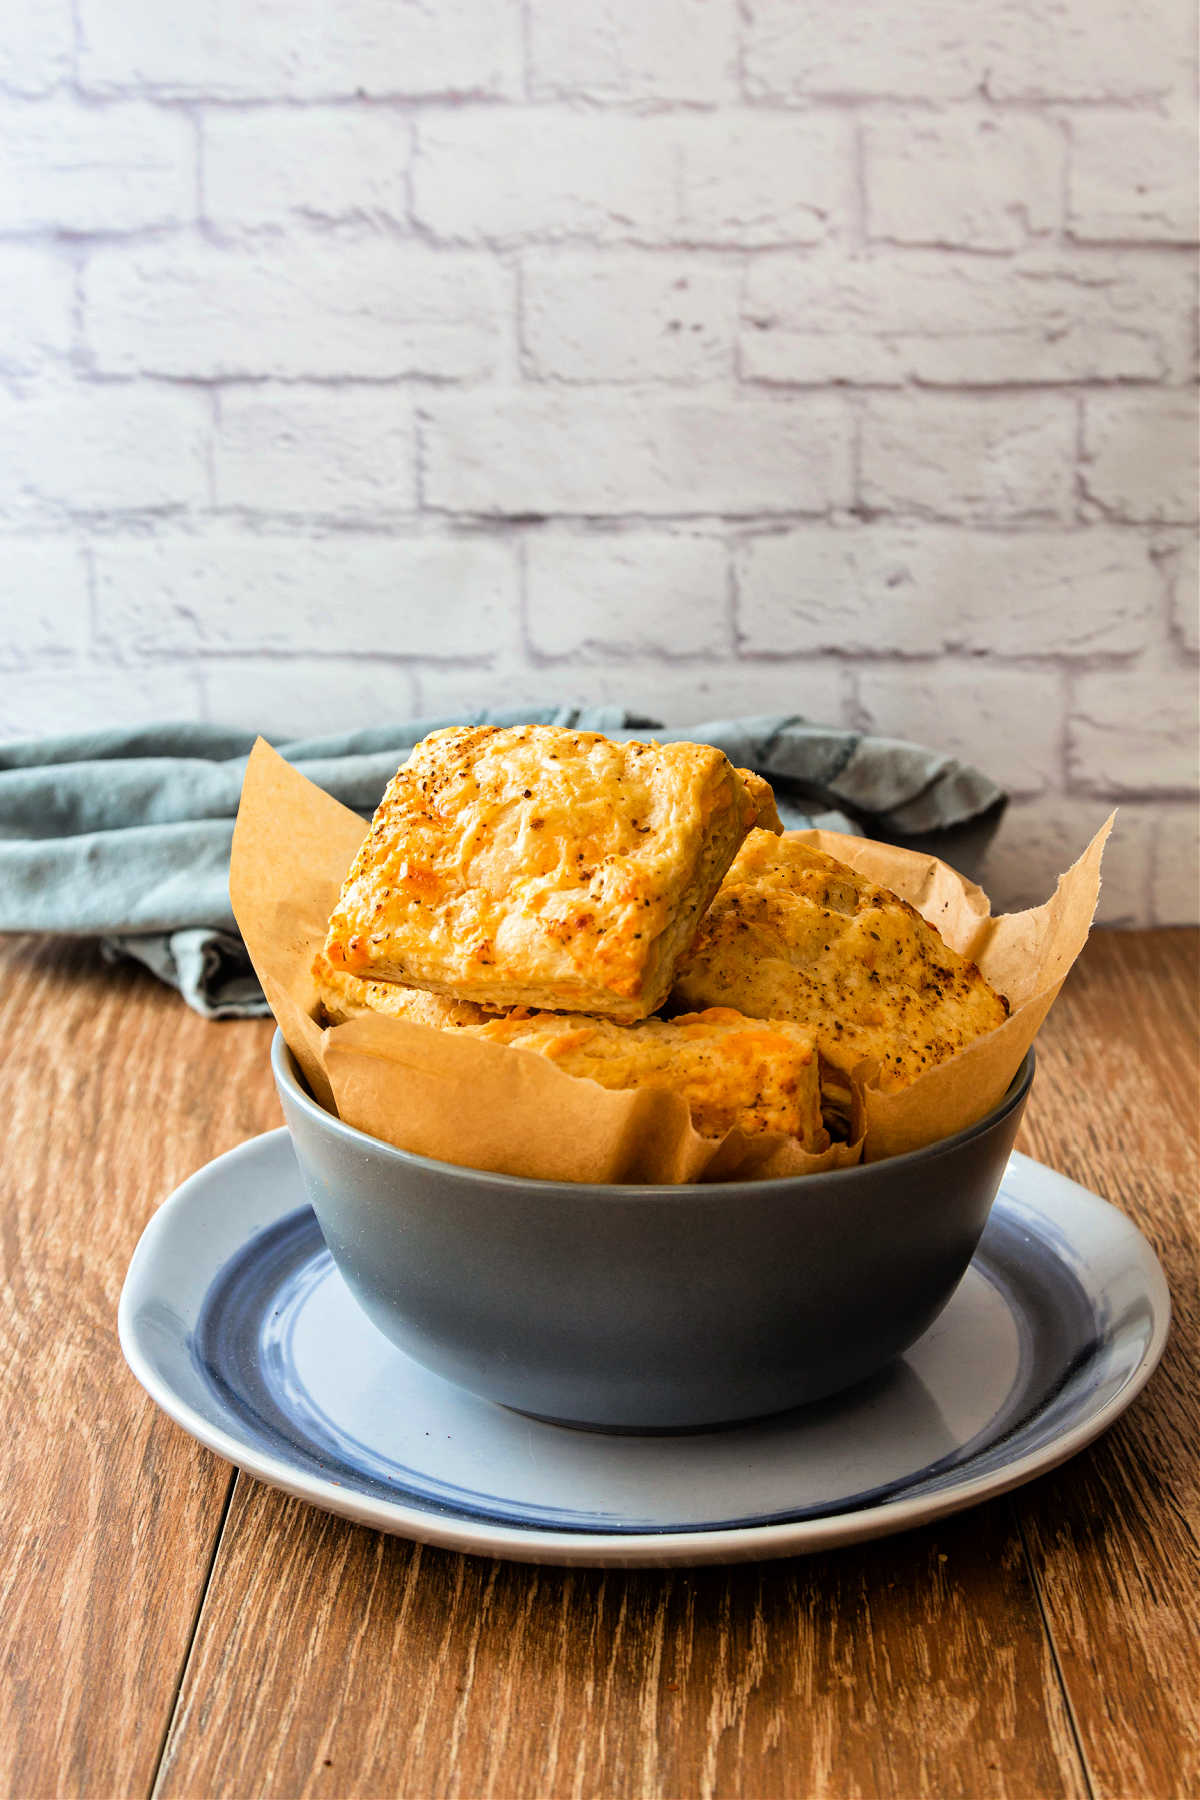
[118, 1131, 1172, 1568]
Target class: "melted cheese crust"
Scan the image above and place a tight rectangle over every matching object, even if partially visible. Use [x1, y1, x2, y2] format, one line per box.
[671, 831, 1009, 1091]
[315, 949, 823, 1146]
[470, 1007, 824, 1145]
[324, 724, 757, 1021]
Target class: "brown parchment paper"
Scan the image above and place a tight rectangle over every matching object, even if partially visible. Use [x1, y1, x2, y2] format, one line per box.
[230, 739, 1109, 1183]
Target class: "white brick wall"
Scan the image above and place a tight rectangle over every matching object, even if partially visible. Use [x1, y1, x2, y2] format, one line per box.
[420, 394, 853, 515]
[0, 100, 194, 231]
[83, 242, 510, 378]
[1, 248, 75, 373]
[527, 0, 737, 104]
[740, 252, 1195, 386]
[0, 0, 1196, 924]
[92, 536, 520, 655]
[863, 115, 1064, 251]
[859, 395, 1077, 521]
[212, 388, 417, 517]
[522, 255, 739, 384]
[202, 109, 411, 229]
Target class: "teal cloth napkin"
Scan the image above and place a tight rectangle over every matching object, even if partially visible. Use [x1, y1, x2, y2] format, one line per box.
[0, 707, 1005, 1017]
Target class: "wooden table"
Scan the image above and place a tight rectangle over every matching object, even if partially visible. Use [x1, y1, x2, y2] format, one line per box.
[3, 929, 1197, 1800]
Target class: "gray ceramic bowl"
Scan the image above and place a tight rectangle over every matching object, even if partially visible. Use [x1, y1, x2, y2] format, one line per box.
[272, 1032, 1034, 1432]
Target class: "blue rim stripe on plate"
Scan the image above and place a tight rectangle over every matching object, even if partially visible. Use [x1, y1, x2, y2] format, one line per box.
[117, 1133, 1171, 1563]
[186, 1192, 1112, 1536]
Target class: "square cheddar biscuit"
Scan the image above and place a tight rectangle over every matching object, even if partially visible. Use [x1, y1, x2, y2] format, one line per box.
[324, 724, 762, 1021]
[311, 952, 824, 1148]
[671, 831, 1009, 1092]
[468, 1007, 825, 1146]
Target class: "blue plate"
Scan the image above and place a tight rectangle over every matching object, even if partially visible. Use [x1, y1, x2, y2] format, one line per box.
[119, 1131, 1169, 1567]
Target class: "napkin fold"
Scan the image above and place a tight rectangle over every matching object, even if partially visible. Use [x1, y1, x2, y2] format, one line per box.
[0, 707, 1005, 1017]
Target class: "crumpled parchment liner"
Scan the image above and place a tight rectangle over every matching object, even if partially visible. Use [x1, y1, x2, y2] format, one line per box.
[231, 739, 1109, 1183]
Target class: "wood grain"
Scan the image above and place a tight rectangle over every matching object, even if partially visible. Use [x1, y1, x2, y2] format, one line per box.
[1013, 930, 1200, 1800]
[149, 943, 1200, 1800]
[155, 1483, 1086, 1800]
[0, 937, 275, 1800]
[5, 929, 1197, 1800]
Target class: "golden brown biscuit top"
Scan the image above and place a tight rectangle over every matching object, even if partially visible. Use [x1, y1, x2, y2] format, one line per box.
[324, 724, 758, 1019]
[672, 830, 1009, 1091]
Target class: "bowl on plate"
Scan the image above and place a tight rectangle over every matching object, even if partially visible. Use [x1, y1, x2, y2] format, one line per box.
[272, 1031, 1034, 1432]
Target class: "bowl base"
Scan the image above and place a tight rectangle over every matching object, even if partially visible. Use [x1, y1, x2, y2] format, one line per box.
[502, 1398, 818, 1437]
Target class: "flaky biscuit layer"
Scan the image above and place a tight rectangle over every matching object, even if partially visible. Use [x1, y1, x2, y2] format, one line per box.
[324, 724, 759, 1021]
[313, 952, 822, 1147]
[672, 831, 1009, 1092]
[469, 1006, 824, 1146]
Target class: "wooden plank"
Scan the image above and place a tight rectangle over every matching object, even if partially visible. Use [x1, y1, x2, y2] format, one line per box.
[155, 1479, 1086, 1800]
[156, 929, 1199, 1798]
[0, 936, 276, 1800]
[1013, 929, 1200, 1800]
[13, 925, 1187, 1798]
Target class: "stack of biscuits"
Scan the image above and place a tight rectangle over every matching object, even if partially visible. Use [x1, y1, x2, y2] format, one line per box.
[314, 724, 1008, 1154]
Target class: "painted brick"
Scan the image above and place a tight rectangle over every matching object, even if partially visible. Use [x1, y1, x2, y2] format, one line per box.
[1068, 113, 1200, 243]
[0, 667, 206, 739]
[674, 114, 845, 247]
[203, 109, 410, 228]
[1150, 805, 1200, 923]
[0, 0, 74, 96]
[736, 527, 1157, 656]
[744, 0, 1193, 101]
[78, 0, 522, 98]
[526, 532, 728, 657]
[521, 255, 737, 384]
[864, 115, 1063, 251]
[738, 529, 946, 655]
[743, 1, 985, 99]
[213, 389, 416, 516]
[0, 540, 91, 665]
[933, 531, 1160, 655]
[1069, 664, 1199, 793]
[740, 251, 1195, 386]
[83, 242, 507, 380]
[412, 658, 855, 729]
[199, 656, 419, 737]
[0, 0, 1192, 919]
[528, 0, 736, 102]
[980, 796, 1149, 921]
[421, 394, 853, 516]
[1081, 394, 1200, 523]
[0, 387, 208, 515]
[0, 101, 194, 233]
[1166, 537, 1199, 651]
[857, 665, 1063, 797]
[413, 112, 841, 246]
[93, 536, 519, 657]
[415, 112, 668, 245]
[983, 0, 1195, 101]
[860, 395, 1076, 521]
[0, 249, 75, 375]
[409, 661, 570, 722]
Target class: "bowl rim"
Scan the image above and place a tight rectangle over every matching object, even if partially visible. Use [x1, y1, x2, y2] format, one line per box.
[271, 1030, 1036, 1200]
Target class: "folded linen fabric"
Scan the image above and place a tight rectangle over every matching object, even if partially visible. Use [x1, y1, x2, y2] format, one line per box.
[0, 707, 1005, 1017]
